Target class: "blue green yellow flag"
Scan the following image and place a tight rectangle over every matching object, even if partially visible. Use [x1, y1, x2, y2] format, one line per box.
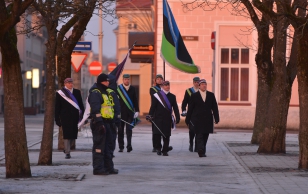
[161, 0, 200, 74]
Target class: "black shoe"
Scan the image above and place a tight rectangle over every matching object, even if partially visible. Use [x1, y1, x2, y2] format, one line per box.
[168, 146, 173, 152]
[63, 149, 65, 154]
[189, 145, 193, 152]
[199, 154, 206, 157]
[119, 149, 123, 152]
[93, 170, 109, 175]
[152, 148, 157, 152]
[162, 152, 168, 156]
[157, 151, 162, 155]
[198, 149, 205, 157]
[65, 154, 71, 159]
[109, 169, 119, 174]
[127, 147, 133, 152]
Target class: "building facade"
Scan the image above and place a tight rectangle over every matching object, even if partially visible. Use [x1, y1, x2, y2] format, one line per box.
[115, 0, 299, 129]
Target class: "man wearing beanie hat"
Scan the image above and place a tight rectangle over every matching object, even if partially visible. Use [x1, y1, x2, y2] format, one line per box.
[149, 74, 164, 152]
[147, 80, 180, 156]
[185, 79, 219, 158]
[181, 77, 200, 152]
[117, 74, 139, 153]
[88, 73, 118, 175]
[55, 78, 85, 159]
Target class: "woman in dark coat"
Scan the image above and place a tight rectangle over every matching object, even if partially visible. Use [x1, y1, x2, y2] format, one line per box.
[148, 81, 180, 156]
[185, 79, 219, 157]
[55, 78, 84, 159]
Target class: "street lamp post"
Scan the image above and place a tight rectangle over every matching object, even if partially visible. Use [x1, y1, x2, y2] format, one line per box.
[26, 68, 40, 108]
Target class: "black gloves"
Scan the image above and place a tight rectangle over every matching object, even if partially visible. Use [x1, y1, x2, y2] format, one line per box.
[145, 115, 153, 122]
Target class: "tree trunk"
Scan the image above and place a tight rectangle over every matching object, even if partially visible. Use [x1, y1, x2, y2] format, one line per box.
[297, 26, 308, 169]
[37, 29, 57, 165]
[251, 21, 273, 144]
[57, 54, 72, 150]
[0, 30, 31, 178]
[257, 13, 290, 153]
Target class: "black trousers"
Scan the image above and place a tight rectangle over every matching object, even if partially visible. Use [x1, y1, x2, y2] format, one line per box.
[118, 112, 133, 149]
[104, 123, 114, 172]
[153, 134, 170, 153]
[189, 130, 196, 146]
[110, 123, 118, 154]
[196, 133, 209, 154]
[90, 121, 107, 172]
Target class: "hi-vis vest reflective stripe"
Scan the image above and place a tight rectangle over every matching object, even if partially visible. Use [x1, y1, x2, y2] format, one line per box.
[92, 89, 115, 119]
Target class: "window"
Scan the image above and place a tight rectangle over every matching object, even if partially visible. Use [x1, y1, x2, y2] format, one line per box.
[220, 48, 249, 102]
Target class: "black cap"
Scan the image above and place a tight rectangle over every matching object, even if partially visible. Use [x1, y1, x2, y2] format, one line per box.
[97, 73, 109, 83]
[162, 80, 170, 85]
[198, 79, 207, 85]
[156, 74, 163, 79]
[193, 77, 200, 81]
[123, 74, 130, 78]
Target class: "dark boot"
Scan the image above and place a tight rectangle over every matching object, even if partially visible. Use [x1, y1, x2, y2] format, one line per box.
[189, 145, 193, 152]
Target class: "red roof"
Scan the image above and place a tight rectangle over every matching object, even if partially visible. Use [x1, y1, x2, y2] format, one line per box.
[116, 0, 152, 10]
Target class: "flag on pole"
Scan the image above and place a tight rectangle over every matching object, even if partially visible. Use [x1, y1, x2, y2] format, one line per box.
[109, 42, 136, 83]
[161, 0, 200, 74]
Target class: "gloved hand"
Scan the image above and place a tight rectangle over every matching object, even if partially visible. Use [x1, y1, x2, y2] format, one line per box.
[55, 120, 62, 127]
[145, 115, 153, 122]
[134, 112, 139, 119]
[181, 110, 187, 117]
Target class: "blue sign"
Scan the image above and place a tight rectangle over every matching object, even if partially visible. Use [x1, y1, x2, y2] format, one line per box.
[73, 41, 92, 51]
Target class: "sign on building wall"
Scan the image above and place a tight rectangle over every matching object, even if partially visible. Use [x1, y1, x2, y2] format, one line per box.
[182, 36, 199, 41]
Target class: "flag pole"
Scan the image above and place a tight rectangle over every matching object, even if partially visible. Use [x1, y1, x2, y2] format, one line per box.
[163, 60, 165, 80]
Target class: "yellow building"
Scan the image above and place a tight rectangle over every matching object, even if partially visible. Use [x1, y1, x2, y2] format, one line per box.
[115, 0, 154, 115]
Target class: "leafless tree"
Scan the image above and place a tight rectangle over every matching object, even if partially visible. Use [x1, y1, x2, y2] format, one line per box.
[0, 0, 34, 178]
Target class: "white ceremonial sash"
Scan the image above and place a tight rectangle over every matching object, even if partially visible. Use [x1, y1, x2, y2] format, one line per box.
[153, 93, 165, 108]
[57, 90, 81, 112]
[78, 96, 91, 129]
[153, 93, 176, 131]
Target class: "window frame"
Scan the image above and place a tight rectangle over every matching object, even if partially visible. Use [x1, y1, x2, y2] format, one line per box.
[219, 47, 250, 104]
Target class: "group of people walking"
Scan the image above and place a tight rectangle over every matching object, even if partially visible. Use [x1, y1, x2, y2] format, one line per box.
[54, 73, 219, 176]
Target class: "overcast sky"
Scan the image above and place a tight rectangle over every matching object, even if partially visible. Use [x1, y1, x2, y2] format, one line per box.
[84, 12, 117, 58]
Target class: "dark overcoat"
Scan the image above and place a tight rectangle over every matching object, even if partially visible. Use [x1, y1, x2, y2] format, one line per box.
[117, 84, 139, 119]
[55, 89, 84, 139]
[149, 92, 180, 137]
[185, 91, 219, 134]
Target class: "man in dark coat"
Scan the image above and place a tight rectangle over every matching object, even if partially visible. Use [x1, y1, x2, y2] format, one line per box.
[181, 76, 200, 152]
[117, 74, 139, 152]
[148, 81, 180, 156]
[149, 74, 164, 152]
[55, 78, 84, 159]
[185, 79, 219, 158]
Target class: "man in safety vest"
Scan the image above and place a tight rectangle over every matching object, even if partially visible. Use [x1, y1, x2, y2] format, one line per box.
[149, 74, 164, 152]
[181, 77, 200, 152]
[88, 73, 118, 175]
